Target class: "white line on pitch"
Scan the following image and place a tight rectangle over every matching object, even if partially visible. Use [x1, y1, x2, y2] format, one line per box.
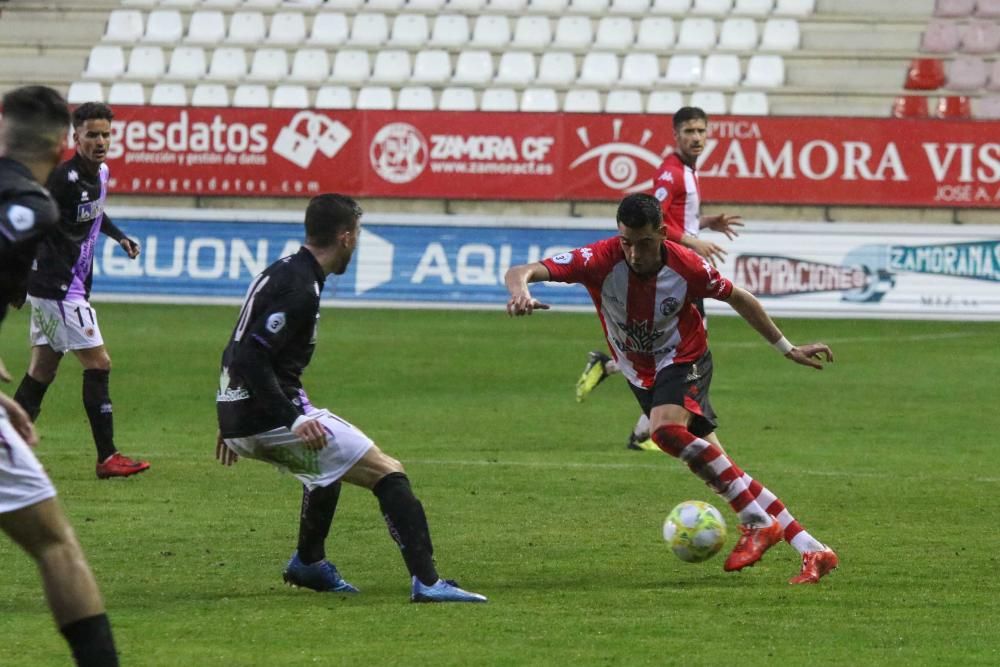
[712, 331, 983, 349]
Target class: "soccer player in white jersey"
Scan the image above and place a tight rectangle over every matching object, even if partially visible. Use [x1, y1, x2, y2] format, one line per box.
[505, 193, 839, 584]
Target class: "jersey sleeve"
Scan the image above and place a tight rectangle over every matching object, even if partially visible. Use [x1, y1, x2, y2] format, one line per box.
[241, 286, 316, 357]
[0, 188, 59, 255]
[652, 166, 683, 242]
[540, 238, 616, 287]
[669, 242, 734, 301]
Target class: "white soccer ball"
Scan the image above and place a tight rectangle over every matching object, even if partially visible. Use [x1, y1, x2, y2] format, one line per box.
[662, 500, 727, 563]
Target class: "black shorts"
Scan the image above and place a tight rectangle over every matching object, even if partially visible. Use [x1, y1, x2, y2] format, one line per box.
[629, 349, 718, 438]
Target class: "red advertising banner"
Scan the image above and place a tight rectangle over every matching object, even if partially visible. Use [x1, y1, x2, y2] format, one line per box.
[103, 107, 1000, 207]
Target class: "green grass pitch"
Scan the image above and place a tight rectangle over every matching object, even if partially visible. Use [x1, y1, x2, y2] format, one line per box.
[1, 304, 998, 666]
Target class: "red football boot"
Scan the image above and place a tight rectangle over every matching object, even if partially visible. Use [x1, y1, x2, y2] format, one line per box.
[96, 452, 151, 479]
[723, 520, 783, 572]
[789, 548, 839, 584]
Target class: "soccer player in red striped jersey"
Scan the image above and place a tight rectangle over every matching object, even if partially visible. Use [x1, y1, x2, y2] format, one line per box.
[506, 193, 839, 584]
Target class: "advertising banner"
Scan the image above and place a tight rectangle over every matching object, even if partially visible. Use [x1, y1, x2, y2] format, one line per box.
[96, 209, 1000, 320]
[101, 107, 1000, 207]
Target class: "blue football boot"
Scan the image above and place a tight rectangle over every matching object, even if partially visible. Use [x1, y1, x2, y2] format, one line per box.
[282, 552, 359, 593]
[410, 577, 487, 603]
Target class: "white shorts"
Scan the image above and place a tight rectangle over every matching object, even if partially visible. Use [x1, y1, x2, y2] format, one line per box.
[28, 296, 104, 353]
[0, 406, 57, 514]
[223, 408, 374, 490]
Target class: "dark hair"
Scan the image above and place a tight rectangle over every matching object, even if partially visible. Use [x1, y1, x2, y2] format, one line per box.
[305, 194, 362, 246]
[72, 102, 114, 128]
[616, 193, 663, 230]
[672, 106, 708, 131]
[0, 85, 70, 158]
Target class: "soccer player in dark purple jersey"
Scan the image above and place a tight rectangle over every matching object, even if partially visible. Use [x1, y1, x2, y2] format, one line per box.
[216, 194, 486, 603]
[1, 85, 119, 666]
[12, 102, 149, 480]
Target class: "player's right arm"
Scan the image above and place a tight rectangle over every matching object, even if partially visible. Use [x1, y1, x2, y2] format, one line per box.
[0, 188, 59, 256]
[504, 262, 551, 316]
[0, 391, 38, 446]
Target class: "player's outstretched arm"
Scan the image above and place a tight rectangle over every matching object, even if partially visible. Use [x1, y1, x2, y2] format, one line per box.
[723, 287, 833, 370]
[700, 213, 744, 240]
[504, 262, 552, 316]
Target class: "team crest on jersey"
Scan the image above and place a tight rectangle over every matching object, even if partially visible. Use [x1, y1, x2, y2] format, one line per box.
[68, 170, 79, 183]
[580, 247, 593, 264]
[654, 186, 668, 201]
[80, 191, 89, 202]
[551, 252, 573, 265]
[659, 296, 681, 317]
[613, 319, 666, 353]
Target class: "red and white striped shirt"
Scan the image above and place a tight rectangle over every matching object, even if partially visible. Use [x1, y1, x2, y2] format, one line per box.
[542, 238, 733, 389]
[652, 152, 700, 243]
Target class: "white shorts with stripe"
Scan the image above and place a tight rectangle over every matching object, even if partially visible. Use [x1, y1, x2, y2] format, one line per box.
[28, 296, 105, 353]
[223, 408, 373, 490]
[0, 406, 57, 514]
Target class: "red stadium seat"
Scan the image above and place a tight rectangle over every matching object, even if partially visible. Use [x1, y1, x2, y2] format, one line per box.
[935, 0, 975, 16]
[937, 95, 972, 118]
[891, 95, 930, 119]
[904, 58, 945, 90]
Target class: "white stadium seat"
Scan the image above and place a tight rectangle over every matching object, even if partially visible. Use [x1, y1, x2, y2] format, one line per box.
[563, 89, 601, 112]
[324, 0, 363, 10]
[397, 86, 435, 110]
[577, 52, 620, 87]
[774, 0, 814, 16]
[744, 54, 784, 86]
[307, 13, 349, 46]
[734, 0, 773, 14]
[536, 52, 577, 86]
[529, 0, 569, 12]
[107, 82, 145, 104]
[554, 17, 593, 50]
[495, 51, 537, 86]
[391, 14, 430, 48]
[84, 46, 125, 79]
[315, 86, 353, 109]
[718, 17, 758, 49]
[647, 89, 683, 113]
[161, 0, 199, 8]
[228, 12, 267, 45]
[408, 0, 446, 9]
[439, 87, 478, 110]
[693, 0, 733, 14]
[289, 49, 331, 83]
[520, 87, 559, 111]
[636, 17, 675, 50]
[730, 90, 769, 114]
[247, 49, 289, 81]
[663, 54, 703, 85]
[350, 13, 389, 47]
[480, 88, 519, 110]
[611, 0, 651, 12]
[271, 85, 310, 108]
[652, 0, 691, 11]
[232, 84, 270, 107]
[411, 50, 452, 84]
[452, 50, 494, 85]
[267, 13, 307, 45]
[689, 90, 726, 113]
[677, 17, 717, 49]
[490, 0, 529, 12]
[166, 47, 207, 80]
[430, 15, 470, 48]
[149, 82, 187, 106]
[185, 11, 226, 45]
[702, 54, 742, 86]
[331, 50, 371, 83]
[104, 10, 144, 43]
[207, 47, 248, 81]
[605, 89, 643, 113]
[368, 0, 406, 9]
[512, 17, 552, 49]
[595, 17, 635, 50]
[371, 50, 412, 84]
[761, 18, 800, 49]
[449, 0, 487, 10]
[67, 81, 104, 104]
[143, 10, 183, 44]
[570, 0, 610, 14]
[243, 0, 280, 7]
[125, 46, 165, 79]
[620, 53, 661, 87]
[356, 86, 394, 109]
[472, 16, 512, 48]
[314, 86, 354, 109]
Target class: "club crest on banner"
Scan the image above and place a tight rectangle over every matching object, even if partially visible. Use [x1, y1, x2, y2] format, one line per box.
[370, 122, 429, 184]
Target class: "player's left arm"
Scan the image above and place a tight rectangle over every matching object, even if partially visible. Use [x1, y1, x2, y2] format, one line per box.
[722, 286, 833, 370]
[504, 262, 551, 316]
[101, 214, 140, 259]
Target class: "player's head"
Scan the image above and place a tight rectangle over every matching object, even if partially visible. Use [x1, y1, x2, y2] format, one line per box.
[305, 193, 363, 275]
[72, 102, 114, 167]
[672, 106, 708, 164]
[616, 193, 665, 277]
[0, 85, 70, 180]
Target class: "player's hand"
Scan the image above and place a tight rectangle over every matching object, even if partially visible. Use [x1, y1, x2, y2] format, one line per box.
[506, 292, 550, 317]
[120, 237, 141, 259]
[786, 342, 834, 370]
[1, 393, 37, 447]
[706, 214, 744, 241]
[215, 430, 239, 465]
[0, 357, 11, 383]
[685, 236, 727, 267]
[293, 418, 328, 451]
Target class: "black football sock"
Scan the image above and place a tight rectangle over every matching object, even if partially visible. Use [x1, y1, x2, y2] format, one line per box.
[296, 481, 342, 564]
[59, 613, 119, 667]
[372, 472, 438, 586]
[14, 373, 50, 422]
[82, 369, 116, 462]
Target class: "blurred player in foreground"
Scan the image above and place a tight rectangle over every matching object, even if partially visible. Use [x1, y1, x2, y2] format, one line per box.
[215, 194, 486, 603]
[505, 193, 838, 584]
[1, 85, 119, 666]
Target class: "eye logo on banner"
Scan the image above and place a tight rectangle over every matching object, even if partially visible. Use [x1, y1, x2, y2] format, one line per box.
[273, 111, 352, 169]
[370, 122, 428, 184]
[569, 119, 669, 192]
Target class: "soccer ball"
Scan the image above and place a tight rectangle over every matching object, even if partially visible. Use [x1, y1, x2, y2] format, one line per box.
[662, 500, 727, 563]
